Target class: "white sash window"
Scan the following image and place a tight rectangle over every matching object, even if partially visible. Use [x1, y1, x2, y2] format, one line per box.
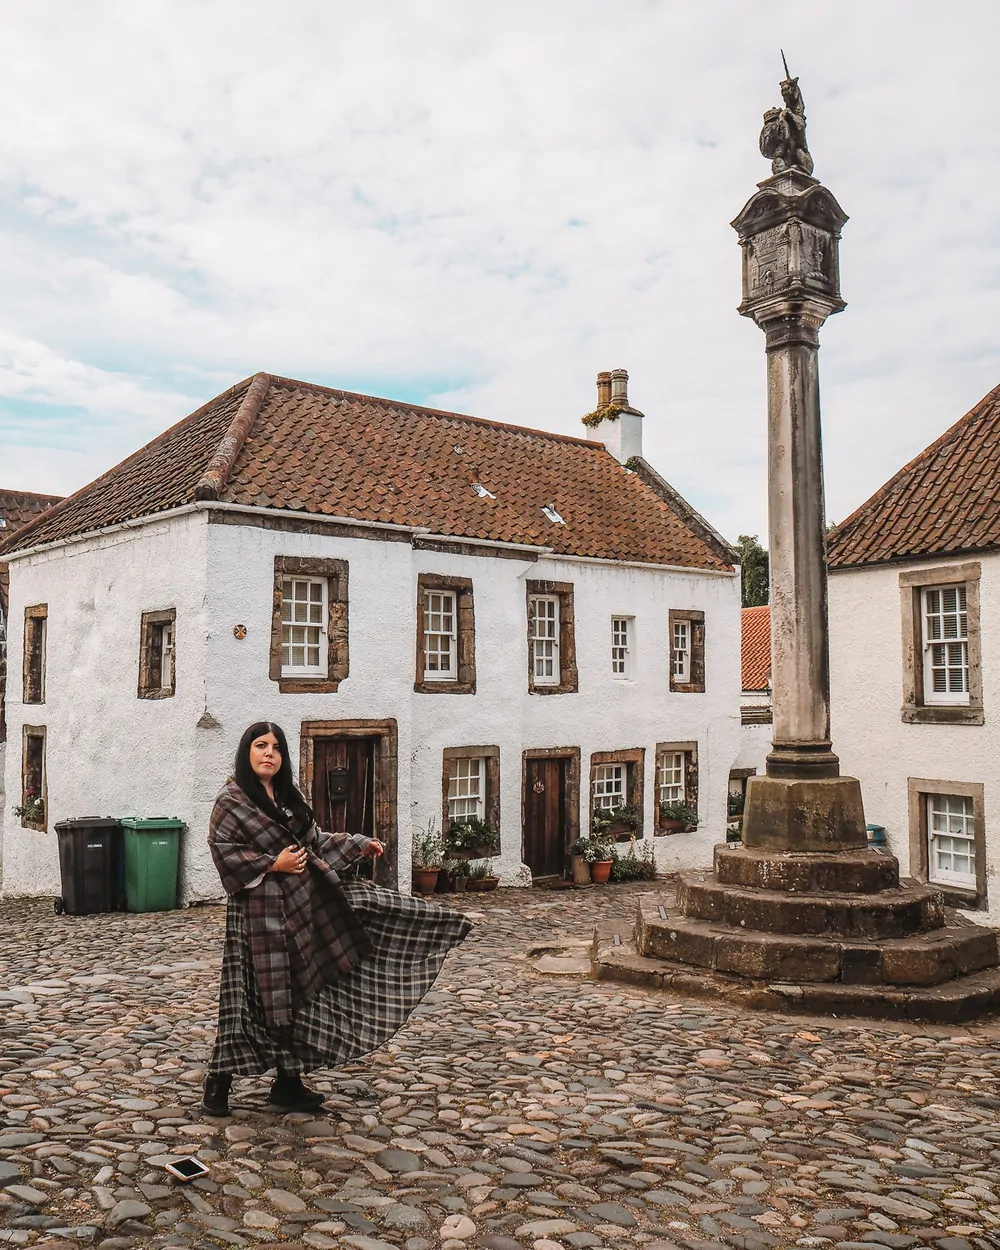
[424, 590, 457, 680]
[922, 585, 969, 705]
[447, 757, 483, 821]
[530, 595, 560, 685]
[656, 751, 685, 804]
[281, 577, 328, 676]
[611, 616, 631, 678]
[927, 793, 976, 888]
[671, 618, 691, 684]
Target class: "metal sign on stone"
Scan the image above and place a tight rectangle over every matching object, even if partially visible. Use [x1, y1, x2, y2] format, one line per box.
[594, 66, 1000, 1020]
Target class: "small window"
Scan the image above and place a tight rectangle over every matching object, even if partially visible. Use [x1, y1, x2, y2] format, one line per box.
[922, 585, 969, 705]
[447, 756, 484, 821]
[611, 617, 632, 679]
[671, 619, 690, 685]
[415, 575, 476, 694]
[424, 590, 457, 681]
[23, 605, 47, 704]
[669, 609, 706, 693]
[526, 580, 578, 695]
[656, 751, 685, 804]
[530, 595, 560, 685]
[281, 578, 328, 676]
[592, 762, 625, 809]
[927, 793, 976, 889]
[138, 609, 177, 699]
[270, 556, 349, 694]
[20, 725, 46, 829]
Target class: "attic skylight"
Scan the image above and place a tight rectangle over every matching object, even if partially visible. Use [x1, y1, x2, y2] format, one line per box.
[471, 481, 496, 499]
[541, 503, 565, 525]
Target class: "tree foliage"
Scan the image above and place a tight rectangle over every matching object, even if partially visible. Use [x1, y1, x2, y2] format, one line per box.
[736, 534, 769, 607]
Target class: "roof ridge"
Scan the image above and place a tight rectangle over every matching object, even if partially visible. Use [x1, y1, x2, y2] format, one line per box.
[0, 376, 256, 557]
[267, 374, 602, 449]
[828, 381, 1000, 558]
[195, 373, 272, 501]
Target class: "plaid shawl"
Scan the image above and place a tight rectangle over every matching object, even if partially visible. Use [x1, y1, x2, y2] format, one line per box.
[208, 779, 373, 1028]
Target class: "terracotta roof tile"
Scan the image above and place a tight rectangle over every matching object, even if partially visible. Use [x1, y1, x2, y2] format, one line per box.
[828, 383, 1000, 568]
[2, 374, 733, 571]
[741, 605, 771, 692]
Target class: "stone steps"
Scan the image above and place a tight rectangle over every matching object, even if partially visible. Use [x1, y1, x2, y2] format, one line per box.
[713, 844, 901, 894]
[635, 895, 999, 986]
[593, 934, 1000, 1023]
[676, 869, 945, 939]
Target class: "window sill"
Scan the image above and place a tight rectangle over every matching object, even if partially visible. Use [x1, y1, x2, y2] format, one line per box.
[671, 683, 706, 695]
[901, 705, 984, 725]
[529, 684, 579, 696]
[415, 680, 476, 695]
[930, 881, 986, 910]
[20, 819, 46, 832]
[277, 677, 343, 694]
[138, 688, 175, 700]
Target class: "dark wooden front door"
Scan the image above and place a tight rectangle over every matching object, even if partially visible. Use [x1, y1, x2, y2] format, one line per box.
[312, 737, 376, 842]
[523, 756, 568, 879]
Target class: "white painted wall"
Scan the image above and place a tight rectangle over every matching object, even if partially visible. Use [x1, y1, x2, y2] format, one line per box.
[2, 509, 742, 902]
[829, 553, 1000, 923]
[1, 512, 210, 902]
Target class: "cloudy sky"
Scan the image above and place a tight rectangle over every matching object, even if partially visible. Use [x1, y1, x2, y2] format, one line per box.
[2, 1, 999, 541]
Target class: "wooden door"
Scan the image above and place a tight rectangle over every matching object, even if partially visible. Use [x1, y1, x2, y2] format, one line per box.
[523, 756, 568, 879]
[313, 737, 376, 842]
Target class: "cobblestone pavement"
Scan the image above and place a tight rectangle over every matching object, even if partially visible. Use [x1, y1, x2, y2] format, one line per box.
[4, 883, 1000, 1250]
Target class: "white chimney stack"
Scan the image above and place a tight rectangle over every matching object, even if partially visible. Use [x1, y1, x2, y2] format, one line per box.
[585, 368, 644, 464]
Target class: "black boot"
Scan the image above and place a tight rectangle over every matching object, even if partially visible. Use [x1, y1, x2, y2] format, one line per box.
[268, 1068, 326, 1111]
[202, 1073, 232, 1116]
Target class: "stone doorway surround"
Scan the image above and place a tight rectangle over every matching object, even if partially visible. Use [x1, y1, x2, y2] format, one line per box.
[299, 718, 398, 888]
[521, 746, 580, 881]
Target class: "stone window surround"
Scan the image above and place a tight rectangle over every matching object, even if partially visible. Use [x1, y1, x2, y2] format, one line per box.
[899, 561, 983, 725]
[299, 718, 398, 889]
[138, 608, 177, 700]
[414, 573, 476, 695]
[669, 608, 706, 694]
[21, 723, 46, 831]
[520, 745, 582, 859]
[655, 739, 699, 833]
[906, 776, 987, 910]
[589, 747, 645, 835]
[270, 556, 349, 694]
[526, 580, 578, 695]
[23, 603, 47, 705]
[441, 745, 500, 837]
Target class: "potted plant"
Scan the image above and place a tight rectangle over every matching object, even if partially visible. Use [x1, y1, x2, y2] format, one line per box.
[411, 821, 445, 894]
[446, 817, 500, 860]
[658, 800, 700, 835]
[13, 792, 45, 827]
[589, 839, 614, 884]
[609, 839, 657, 883]
[592, 804, 639, 841]
[466, 859, 500, 892]
[436, 860, 458, 893]
[567, 837, 595, 886]
[452, 860, 469, 892]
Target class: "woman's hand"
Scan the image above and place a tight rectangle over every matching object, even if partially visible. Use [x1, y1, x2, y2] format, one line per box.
[270, 845, 308, 874]
[362, 839, 384, 859]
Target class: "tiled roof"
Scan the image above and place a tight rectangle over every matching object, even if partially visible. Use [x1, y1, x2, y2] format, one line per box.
[741, 605, 771, 692]
[0, 489, 63, 617]
[2, 374, 734, 571]
[828, 383, 1000, 568]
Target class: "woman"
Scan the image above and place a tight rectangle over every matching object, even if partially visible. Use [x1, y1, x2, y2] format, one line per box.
[203, 721, 472, 1115]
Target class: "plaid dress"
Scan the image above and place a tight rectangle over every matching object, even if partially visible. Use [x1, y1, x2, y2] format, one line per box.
[207, 781, 472, 1076]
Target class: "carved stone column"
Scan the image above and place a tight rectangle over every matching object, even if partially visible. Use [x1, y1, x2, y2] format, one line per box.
[732, 168, 865, 851]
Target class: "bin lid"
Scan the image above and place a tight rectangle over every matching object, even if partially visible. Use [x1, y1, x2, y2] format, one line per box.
[121, 818, 186, 830]
[54, 817, 123, 830]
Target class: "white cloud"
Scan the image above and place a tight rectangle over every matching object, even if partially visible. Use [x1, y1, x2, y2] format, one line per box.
[1, 0, 999, 540]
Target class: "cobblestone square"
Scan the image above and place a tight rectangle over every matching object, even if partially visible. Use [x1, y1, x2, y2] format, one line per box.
[3, 883, 1000, 1250]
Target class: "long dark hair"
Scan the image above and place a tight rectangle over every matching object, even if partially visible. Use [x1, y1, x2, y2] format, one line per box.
[234, 721, 313, 836]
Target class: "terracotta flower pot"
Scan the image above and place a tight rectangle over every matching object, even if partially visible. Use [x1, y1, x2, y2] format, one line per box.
[571, 856, 592, 886]
[412, 868, 440, 895]
[658, 819, 685, 835]
[480, 876, 499, 891]
[590, 860, 613, 884]
[435, 869, 455, 893]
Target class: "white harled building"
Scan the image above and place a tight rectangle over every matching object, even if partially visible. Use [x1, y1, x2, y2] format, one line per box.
[1, 369, 741, 902]
[828, 383, 1000, 923]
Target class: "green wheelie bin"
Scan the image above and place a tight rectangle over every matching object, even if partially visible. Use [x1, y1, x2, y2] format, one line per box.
[120, 818, 184, 912]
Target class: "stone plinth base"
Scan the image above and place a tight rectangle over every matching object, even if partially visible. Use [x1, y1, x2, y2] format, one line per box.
[742, 774, 867, 851]
[592, 840, 1000, 1021]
